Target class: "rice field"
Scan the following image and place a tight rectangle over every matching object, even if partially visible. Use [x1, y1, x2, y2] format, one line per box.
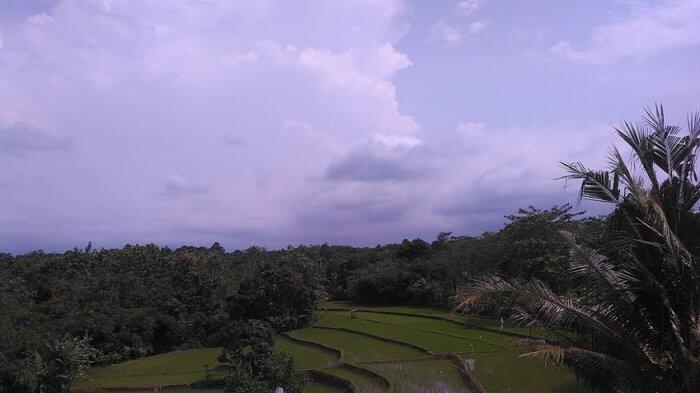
[77, 303, 584, 392]
[364, 359, 470, 393]
[324, 365, 387, 393]
[289, 327, 425, 362]
[74, 348, 223, 390]
[276, 334, 339, 369]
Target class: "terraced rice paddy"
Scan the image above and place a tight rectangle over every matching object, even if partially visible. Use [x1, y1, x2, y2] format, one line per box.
[74, 348, 223, 390]
[365, 359, 470, 393]
[77, 303, 582, 392]
[289, 327, 425, 362]
[290, 302, 582, 392]
[276, 334, 339, 369]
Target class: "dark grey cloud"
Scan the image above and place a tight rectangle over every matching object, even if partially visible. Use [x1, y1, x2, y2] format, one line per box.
[223, 135, 245, 146]
[163, 175, 210, 198]
[292, 196, 411, 243]
[0, 123, 71, 154]
[325, 149, 422, 182]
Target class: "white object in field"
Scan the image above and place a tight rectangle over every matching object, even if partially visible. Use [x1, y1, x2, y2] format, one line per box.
[275, 388, 284, 393]
[500, 318, 504, 330]
[464, 358, 475, 371]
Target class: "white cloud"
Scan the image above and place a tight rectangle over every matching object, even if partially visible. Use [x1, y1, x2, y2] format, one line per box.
[468, 20, 488, 34]
[549, 0, 700, 63]
[221, 52, 258, 66]
[457, 122, 485, 138]
[372, 133, 422, 151]
[432, 20, 463, 45]
[26, 13, 53, 26]
[457, 0, 485, 15]
[431, 19, 488, 46]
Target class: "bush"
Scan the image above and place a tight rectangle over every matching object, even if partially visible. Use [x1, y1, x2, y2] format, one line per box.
[219, 320, 305, 393]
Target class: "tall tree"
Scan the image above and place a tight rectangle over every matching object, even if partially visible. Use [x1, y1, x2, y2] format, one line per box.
[455, 105, 700, 392]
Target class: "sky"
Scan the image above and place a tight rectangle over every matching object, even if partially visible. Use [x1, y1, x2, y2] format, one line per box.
[1, 0, 699, 254]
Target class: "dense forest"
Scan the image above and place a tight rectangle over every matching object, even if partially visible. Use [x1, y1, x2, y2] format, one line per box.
[1, 204, 608, 392]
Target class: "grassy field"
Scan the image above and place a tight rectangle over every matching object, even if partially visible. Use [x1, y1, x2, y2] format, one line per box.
[74, 348, 223, 389]
[276, 335, 339, 369]
[289, 327, 425, 362]
[365, 359, 470, 393]
[77, 302, 583, 392]
[460, 351, 584, 393]
[324, 365, 387, 393]
[315, 311, 493, 353]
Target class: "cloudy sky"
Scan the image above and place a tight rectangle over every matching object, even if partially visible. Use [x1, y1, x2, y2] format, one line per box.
[1, 0, 699, 253]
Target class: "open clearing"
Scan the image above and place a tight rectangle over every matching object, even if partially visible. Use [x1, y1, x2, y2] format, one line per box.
[77, 302, 582, 392]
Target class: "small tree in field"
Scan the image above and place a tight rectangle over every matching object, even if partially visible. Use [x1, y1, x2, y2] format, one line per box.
[219, 320, 304, 393]
[455, 105, 700, 392]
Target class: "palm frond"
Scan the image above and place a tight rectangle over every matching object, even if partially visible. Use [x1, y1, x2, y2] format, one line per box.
[454, 275, 650, 363]
[615, 121, 659, 190]
[522, 344, 653, 392]
[560, 162, 620, 203]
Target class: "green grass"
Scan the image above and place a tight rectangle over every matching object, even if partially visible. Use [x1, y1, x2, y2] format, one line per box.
[316, 311, 505, 353]
[324, 365, 388, 393]
[276, 335, 339, 370]
[322, 301, 459, 318]
[93, 389, 224, 393]
[75, 348, 223, 389]
[304, 380, 349, 393]
[365, 359, 471, 393]
[323, 301, 542, 338]
[459, 351, 584, 393]
[289, 327, 424, 362]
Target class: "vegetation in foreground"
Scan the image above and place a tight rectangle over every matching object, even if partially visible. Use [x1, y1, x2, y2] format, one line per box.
[458, 105, 700, 392]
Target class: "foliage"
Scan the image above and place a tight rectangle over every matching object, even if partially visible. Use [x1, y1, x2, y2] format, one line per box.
[0, 244, 322, 391]
[457, 105, 700, 392]
[345, 205, 603, 308]
[34, 336, 96, 393]
[219, 320, 304, 393]
[226, 247, 324, 331]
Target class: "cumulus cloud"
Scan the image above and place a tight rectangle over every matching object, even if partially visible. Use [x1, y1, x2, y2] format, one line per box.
[325, 134, 424, 182]
[0, 0, 422, 252]
[0, 0, 626, 253]
[549, 0, 700, 63]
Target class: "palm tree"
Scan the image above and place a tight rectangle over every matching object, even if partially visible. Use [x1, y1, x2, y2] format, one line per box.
[454, 105, 700, 392]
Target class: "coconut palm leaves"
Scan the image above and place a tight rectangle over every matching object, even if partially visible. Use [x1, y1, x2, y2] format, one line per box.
[455, 105, 700, 392]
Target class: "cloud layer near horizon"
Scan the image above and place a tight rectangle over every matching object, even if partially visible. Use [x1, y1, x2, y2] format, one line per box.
[0, 0, 696, 253]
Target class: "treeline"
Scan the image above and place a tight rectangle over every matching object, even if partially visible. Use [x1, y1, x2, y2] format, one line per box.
[0, 204, 607, 391]
[327, 205, 607, 308]
[0, 244, 322, 392]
